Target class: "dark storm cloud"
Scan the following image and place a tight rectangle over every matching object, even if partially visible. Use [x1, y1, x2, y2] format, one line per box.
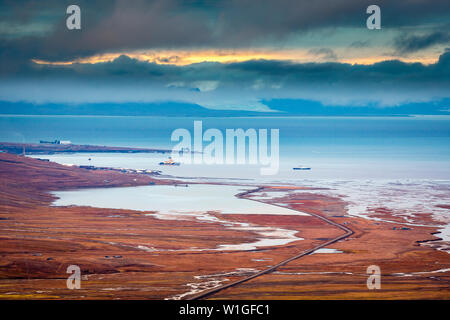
[395, 31, 450, 54]
[46, 0, 212, 58]
[207, 0, 450, 45]
[223, 55, 450, 85]
[15, 50, 450, 87]
[1, 51, 449, 108]
[0, 0, 212, 70]
[1, 0, 450, 67]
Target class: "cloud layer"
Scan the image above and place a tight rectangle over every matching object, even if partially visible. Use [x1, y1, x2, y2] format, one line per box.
[1, 50, 449, 109]
[1, 0, 450, 66]
[0, 1, 449, 111]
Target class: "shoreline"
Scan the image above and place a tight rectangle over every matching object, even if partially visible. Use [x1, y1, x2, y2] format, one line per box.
[0, 142, 172, 155]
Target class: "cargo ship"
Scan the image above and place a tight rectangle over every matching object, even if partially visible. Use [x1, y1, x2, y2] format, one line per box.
[159, 157, 180, 166]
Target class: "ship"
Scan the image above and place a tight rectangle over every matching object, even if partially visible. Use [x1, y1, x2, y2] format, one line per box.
[293, 165, 311, 170]
[159, 157, 180, 166]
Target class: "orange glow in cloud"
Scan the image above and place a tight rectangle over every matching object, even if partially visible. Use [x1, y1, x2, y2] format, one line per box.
[32, 49, 312, 66]
[340, 56, 438, 65]
[31, 49, 439, 66]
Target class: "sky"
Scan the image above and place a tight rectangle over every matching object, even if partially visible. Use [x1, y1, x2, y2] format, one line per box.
[0, 0, 449, 112]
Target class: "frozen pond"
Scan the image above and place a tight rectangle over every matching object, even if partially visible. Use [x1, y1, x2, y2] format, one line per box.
[51, 184, 308, 216]
[51, 184, 307, 252]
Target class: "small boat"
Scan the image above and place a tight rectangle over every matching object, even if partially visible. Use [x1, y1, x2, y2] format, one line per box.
[159, 157, 180, 166]
[293, 165, 311, 170]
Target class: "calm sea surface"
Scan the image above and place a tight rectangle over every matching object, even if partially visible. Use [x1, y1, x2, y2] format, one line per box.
[1, 115, 449, 180]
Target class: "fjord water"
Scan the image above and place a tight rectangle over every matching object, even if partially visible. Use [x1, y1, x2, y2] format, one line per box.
[2, 115, 449, 180]
[51, 184, 306, 216]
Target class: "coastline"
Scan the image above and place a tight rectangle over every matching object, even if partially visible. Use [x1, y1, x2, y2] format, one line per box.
[0, 142, 172, 155]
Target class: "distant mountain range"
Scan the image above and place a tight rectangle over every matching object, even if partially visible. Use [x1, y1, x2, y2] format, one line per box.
[0, 99, 449, 117]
